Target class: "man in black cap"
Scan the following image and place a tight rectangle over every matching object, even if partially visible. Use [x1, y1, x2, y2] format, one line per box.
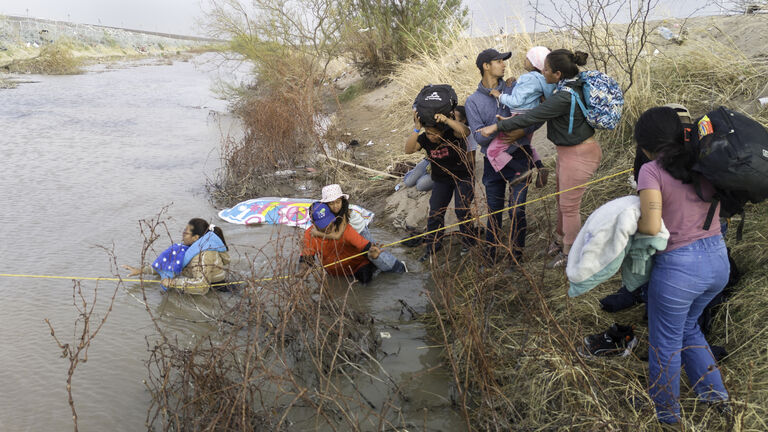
[465, 48, 541, 269]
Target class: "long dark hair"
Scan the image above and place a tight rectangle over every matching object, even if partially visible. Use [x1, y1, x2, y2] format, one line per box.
[188, 218, 228, 249]
[545, 49, 588, 79]
[330, 197, 350, 230]
[634, 106, 695, 183]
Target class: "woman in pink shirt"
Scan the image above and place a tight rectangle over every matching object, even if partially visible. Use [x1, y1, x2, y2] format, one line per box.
[635, 106, 730, 423]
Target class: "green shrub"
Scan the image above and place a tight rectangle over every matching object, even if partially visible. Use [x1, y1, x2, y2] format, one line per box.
[340, 0, 468, 77]
[5, 39, 82, 75]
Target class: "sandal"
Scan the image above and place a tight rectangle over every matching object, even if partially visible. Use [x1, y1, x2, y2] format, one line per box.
[546, 251, 568, 269]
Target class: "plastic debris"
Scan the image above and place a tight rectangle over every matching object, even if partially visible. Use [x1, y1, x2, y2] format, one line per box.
[657, 26, 675, 40]
[365, 140, 374, 146]
[759, 97, 768, 106]
[380, 332, 391, 339]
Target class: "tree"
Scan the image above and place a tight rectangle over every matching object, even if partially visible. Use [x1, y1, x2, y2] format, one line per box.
[530, 0, 659, 93]
[340, 0, 469, 77]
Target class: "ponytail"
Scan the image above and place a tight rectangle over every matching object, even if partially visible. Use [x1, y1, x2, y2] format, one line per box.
[188, 218, 228, 249]
[545, 49, 589, 79]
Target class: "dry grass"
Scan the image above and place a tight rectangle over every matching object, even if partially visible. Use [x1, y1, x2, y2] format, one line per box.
[5, 39, 83, 74]
[379, 18, 768, 431]
[131, 213, 423, 431]
[208, 56, 324, 205]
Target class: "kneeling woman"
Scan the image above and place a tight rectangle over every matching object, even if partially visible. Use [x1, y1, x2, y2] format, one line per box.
[301, 202, 406, 283]
[123, 218, 230, 295]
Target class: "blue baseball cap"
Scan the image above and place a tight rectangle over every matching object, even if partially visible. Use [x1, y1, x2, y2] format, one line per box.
[310, 202, 336, 229]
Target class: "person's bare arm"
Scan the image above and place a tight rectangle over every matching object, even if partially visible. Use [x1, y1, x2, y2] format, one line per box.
[638, 189, 662, 235]
[405, 114, 423, 154]
[435, 113, 469, 138]
[498, 128, 526, 143]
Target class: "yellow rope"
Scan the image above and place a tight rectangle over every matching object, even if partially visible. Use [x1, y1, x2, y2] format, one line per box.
[1, 168, 633, 286]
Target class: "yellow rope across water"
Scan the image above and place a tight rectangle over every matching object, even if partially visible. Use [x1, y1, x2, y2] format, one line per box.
[0, 168, 633, 287]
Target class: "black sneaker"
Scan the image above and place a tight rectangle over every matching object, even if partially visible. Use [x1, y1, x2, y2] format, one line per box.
[579, 323, 638, 358]
[419, 244, 442, 263]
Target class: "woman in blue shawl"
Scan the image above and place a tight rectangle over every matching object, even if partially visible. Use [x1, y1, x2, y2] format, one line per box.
[123, 218, 230, 295]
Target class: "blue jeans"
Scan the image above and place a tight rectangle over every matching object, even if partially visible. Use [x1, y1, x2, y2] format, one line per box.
[358, 226, 374, 243]
[426, 177, 475, 250]
[482, 155, 531, 262]
[369, 249, 404, 272]
[647, 235, 729, 423]
[403, 159, 433, 191]
[353, 248, 405, 283]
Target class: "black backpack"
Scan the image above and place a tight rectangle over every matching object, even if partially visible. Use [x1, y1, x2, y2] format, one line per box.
[413, 84, 458, 127]
[692, 106, 768, 239]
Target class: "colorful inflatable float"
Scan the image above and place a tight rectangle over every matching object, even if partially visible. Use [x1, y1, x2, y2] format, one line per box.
[218, 197, 374, 230]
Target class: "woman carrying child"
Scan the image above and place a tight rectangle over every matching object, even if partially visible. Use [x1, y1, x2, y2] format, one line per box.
[123, 218, 230, 295]
[405, 106, 475, 262]
[479, 49, 600, 268]
[634, 106, 730, 423]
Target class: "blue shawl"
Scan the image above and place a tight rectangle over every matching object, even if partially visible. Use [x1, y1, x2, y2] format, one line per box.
[152, 231, 227, 289]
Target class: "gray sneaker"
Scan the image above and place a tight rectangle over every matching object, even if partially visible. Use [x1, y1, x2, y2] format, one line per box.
[546, 251, 568, 269]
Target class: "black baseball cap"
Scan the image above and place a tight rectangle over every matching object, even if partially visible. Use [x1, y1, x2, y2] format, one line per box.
[476, 48, 512, 72]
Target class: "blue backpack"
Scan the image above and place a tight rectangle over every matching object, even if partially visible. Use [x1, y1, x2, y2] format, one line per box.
[557, 70, 624, 133]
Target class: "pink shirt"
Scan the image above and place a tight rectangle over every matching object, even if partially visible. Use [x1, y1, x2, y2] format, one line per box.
[638, 160, 721, 253]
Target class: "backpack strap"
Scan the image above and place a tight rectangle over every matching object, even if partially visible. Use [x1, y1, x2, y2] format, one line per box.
[736, 210, 745, 241]
[691, 172, 717, 231]
[702, 198, 718, 231]
[560, 86, 589, 134]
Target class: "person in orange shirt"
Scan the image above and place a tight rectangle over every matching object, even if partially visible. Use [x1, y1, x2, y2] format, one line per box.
[301, 202, 407, 283]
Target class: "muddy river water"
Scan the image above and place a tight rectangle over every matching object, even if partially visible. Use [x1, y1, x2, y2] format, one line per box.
[0, 57, 461, 430]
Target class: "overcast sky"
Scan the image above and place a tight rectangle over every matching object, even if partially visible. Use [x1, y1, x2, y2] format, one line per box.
[0, 0, 726, 37]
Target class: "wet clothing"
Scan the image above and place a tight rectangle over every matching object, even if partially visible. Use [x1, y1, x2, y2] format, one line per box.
[301, 223, 404, 282]
[165, 250, 231, 295]
[496, 77, 595, 147]
[302, 224, 372, 277]
[417, 129, 471, 182]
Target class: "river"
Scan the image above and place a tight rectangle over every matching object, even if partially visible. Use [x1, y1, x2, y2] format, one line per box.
[0, 56, 461, 431]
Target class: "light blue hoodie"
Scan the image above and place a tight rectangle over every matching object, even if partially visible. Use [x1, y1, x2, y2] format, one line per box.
[498, 71, 555, 112]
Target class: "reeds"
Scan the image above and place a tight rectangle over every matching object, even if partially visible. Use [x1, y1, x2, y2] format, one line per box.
[130, 212, 426, 431]
[382, 16, 768, 431]
[208, 56, 324, 205]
